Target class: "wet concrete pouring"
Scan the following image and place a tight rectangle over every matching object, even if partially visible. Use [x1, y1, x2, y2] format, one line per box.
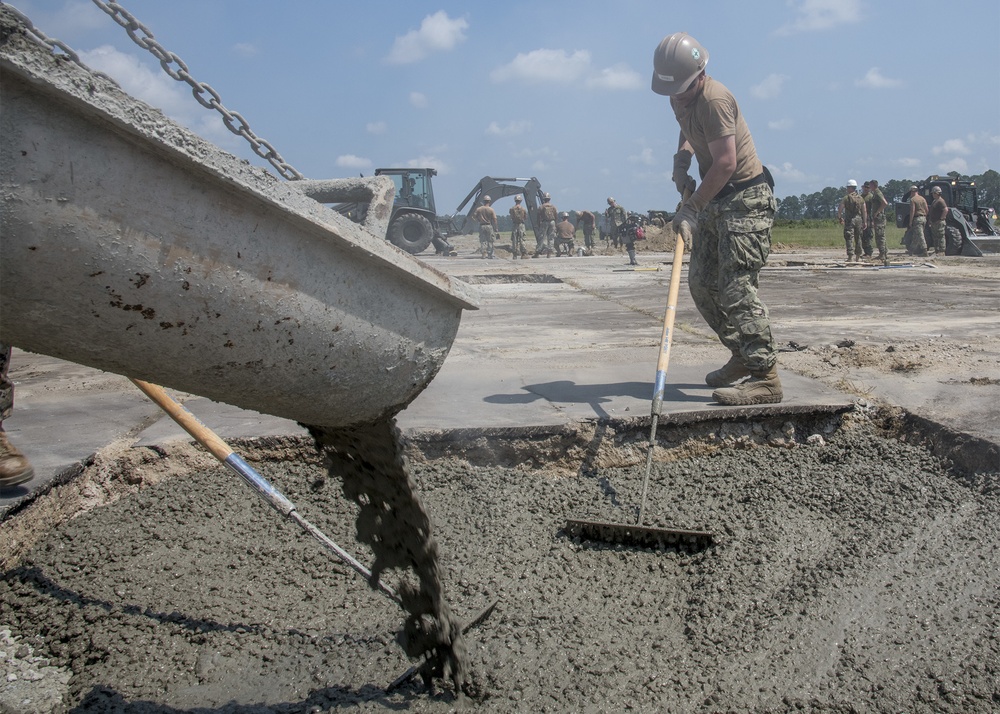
[3, 405, 1000, 713]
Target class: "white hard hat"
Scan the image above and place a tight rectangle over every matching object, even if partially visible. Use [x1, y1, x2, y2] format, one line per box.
[847, 179, 857, 187]
[931, 186, 942, 193]
[514, 195, 522, 202]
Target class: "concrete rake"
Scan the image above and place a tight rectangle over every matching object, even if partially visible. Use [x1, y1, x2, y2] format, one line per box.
[565, 229, 714, 550]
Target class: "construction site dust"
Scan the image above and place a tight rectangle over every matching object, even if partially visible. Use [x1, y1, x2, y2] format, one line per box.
[2, 410, 1000, 712]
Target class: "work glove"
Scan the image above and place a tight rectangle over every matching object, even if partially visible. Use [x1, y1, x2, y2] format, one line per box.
[672, 150, 694, 196]
[671, 190, 708, 238]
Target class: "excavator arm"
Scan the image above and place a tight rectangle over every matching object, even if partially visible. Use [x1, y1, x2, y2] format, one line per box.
[455, 177, 546, 241]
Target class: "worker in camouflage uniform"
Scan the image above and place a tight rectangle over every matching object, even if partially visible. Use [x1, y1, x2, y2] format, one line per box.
[555, 212, 576, 256]
[577, 209, 596, 254]
[654, 31, 782, 406]
[838, 179, 868, 262]
[0, 342, 35, 490]
[867, 179, 889, 264]
[535, 193, 557, 257]
[472, 195, 498, 259]
[928, 185, 948, 255]
[508, 195, 529, 259]
[605, 198, 627, 252]
[904, 185, 929, 256]
[860, 182, 874, 259]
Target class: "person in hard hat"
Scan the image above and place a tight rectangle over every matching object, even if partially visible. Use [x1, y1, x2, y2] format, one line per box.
[865, 179, 889, 264]
[508, 194, 529, 259]
[838, 179, 868, 262]
[904, 185, 929, 256]
[0, 342, 35, 491]
[605, 197, 628, 254]
[652, 31, 781, 405]
[555, 212, 576, 256]
[472, 195, 498, 259]
[534, 193, 558, 258]
[576, 209, 597, 254]
[927, 185, 948, 255]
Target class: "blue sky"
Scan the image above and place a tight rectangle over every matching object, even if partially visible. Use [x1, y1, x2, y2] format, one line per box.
[7, 0, 1000, 215]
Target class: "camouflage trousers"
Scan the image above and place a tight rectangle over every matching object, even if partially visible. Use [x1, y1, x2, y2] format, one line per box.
[0, 342, 12, 423]
[478, 224, 496, 258]
[872, 214, 887, 257]
[510, 222, 527, 255]
[538, 220, 556, 253]
[688, 183, 778, 374]
[582, 227, 596, 249]
[843, 215, 864, 258]
[930, 219, 946, 253]
[904, 216, 927, 254]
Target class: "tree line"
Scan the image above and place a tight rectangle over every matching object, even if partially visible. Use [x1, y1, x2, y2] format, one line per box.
[775, 169, 1000, 220]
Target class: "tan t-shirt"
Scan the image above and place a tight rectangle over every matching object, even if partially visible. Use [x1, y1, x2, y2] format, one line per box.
[538, 203, 558, 221]
[670, 76, 762, 185]
[911, 194, 928, 217]
[509, 205, 528, 223]
[473, 204, 497, 225]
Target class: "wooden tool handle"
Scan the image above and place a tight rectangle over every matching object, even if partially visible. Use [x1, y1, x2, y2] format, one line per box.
[129, 379, 233, 461]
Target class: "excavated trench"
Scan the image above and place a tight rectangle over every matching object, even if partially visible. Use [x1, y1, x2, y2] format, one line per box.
[2, 407, 1000, 713]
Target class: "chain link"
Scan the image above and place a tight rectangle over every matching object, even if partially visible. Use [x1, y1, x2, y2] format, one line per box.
[0, 2, 116, 83]
[1, 0, 304, 180]
[90, 0, 303, 180]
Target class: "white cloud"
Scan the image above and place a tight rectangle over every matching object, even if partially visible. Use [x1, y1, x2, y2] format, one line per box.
[78, 46, 243, 153]
[775, 0, 862, 36]
[409, 92, 428, 108]
[585, 63, 643, 91]
[491, 48, 591, 84]
[938, 157, 969, 174]
[366, 121, 387, 135]
[751, 74, 789, 100]
[932, 139, 971, 155]
[855, 67, 902, 89]
[385, 11, 468, 65]
[629, 147, 656, 166]
[335, 154, 372, 170]
[485, 120, 532, 137]
[894, 157, 921, 168]
[405, 155, 450, 175]
[232, 43, 258, 59]
[768, 118, 794, 130]
[769, 162, 806, 182]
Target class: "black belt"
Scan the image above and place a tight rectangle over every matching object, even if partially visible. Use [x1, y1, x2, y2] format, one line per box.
[715, 172, 768, 200]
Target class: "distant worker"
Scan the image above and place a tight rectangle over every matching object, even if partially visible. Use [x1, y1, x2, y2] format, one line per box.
[928, 185, 948, 255]
[555, 212, 576, 256]
[472, 195, 498, 259]
[508, 195, 529, 259]
[837, 179, 868, 262]
[904, 185, 929, 256]
[867, 179, 889, 263]
[605, 197, 627, 251]
[535, 193, 558, 258]
[0, 343, 35, 490]
[653, 31, 782, 406]
[860, 181, 874, 259]
[577, 209, 597, 254]
[619, 214, 641, 266]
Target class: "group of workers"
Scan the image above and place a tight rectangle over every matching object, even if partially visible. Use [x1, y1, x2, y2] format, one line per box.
[471, 193, 632, 260]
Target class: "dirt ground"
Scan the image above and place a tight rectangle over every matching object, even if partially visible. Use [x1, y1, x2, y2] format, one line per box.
[2, 237, 1000, 713]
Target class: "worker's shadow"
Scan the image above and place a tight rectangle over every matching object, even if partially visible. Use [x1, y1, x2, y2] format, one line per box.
[484, 379, 702, 421]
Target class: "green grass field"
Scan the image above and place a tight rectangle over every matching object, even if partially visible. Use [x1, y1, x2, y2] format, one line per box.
[771, 219, 905, 249]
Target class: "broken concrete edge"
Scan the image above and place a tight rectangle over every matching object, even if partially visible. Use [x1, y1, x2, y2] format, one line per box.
[4, 404, 996, 535]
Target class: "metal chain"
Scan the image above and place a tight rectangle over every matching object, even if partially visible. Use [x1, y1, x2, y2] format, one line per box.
[2, 0, 302, 180]
[0, 2, 116, 83]
[89, 0, 303, 180]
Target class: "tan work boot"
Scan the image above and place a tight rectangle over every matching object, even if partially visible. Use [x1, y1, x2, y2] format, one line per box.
[705, 354, 751, 388]
[712, 366, 783, 405]
[0, 430, 35, 489]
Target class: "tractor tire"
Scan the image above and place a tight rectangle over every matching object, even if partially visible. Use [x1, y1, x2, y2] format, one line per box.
[388, 213, 434, 255]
